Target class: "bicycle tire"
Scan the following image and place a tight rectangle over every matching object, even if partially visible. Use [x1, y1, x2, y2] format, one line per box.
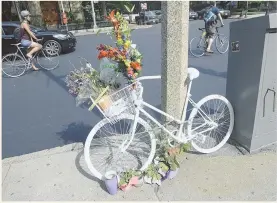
[187, 94, 234, 154]
[189, 36, 206, 57]
[84, 113, 156, 180]
[215, 34, 229, 54]
[2, 53, 27, 78]
[36, 49, 59, 70]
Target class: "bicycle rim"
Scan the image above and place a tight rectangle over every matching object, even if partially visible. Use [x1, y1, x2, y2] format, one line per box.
[187, 95, 234, 154]
[84, 114, 156, 180]
[190, 37, 206, 57]
[2, 54, 26, 78]
[36, 49, 59, 70]
[215, 34, 229, 54]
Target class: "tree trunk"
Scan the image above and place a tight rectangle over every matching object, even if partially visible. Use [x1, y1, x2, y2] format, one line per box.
[101, 1, 107, 18]
[2, 1, 12, 21]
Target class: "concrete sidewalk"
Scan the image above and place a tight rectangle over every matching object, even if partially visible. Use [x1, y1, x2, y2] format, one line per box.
[2, 142, 277, 201]
[229, 13, 266, 19]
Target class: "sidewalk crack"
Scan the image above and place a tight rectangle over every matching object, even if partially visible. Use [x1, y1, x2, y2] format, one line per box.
[153, 185, 162, 201]
[2, 164, 11, 185]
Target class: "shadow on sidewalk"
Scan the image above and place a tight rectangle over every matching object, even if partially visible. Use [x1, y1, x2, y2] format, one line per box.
[75, 149, 108, 193]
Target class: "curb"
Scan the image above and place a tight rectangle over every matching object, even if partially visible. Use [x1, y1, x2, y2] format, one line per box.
[2, 142, 84, 165]
[71, 24, 153, 37]
[229, 14, 266, 19]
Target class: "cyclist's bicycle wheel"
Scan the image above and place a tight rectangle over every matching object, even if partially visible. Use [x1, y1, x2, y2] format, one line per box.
[84, 113, 156, 180]
[190, 36, 207, 57]
[215, 34, 229, 54]
[36, 49, 59, 70]
[2, 53, 27, 78]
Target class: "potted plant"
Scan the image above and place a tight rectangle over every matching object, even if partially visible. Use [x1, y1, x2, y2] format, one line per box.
[104, 170, 119, 195]
[143, 164, 163, 186]
[157, 149, 180, 180]
[118, 169, 142, 191]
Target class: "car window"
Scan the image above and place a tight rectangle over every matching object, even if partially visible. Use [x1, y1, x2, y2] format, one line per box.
[2, 26, 17, 35]
[2, 28, 5, 36]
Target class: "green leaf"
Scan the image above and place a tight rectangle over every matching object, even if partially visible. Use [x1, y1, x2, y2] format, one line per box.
[96, 29, 101, 35]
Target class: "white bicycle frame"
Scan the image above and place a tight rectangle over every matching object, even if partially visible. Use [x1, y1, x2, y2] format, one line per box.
[120, 75, 217, 152]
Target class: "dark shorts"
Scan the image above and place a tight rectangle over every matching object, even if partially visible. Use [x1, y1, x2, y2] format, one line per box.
[205, 23, 216, 38]
[21, 39, 32, 47]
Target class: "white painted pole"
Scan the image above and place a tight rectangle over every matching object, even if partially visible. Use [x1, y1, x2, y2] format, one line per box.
[91, 0, 98, 29]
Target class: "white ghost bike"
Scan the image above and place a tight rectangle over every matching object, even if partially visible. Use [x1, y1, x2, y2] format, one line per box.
[84, 67, 234, 180]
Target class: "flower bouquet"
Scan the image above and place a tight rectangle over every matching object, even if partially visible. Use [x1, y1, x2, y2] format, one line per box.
[65, 10, 143, 117]
[97, 9, 143, 84]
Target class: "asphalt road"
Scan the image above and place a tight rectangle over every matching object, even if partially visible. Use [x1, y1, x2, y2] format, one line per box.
[2, 19, 237, 158]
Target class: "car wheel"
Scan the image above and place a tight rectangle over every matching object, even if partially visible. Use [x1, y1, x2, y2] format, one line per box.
[43, 40, 62, 56]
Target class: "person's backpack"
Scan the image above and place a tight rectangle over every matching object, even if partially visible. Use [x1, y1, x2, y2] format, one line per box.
[203, 7, 217, 23]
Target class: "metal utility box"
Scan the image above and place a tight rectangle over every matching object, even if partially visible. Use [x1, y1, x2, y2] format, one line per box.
[226, 13, 277, 153]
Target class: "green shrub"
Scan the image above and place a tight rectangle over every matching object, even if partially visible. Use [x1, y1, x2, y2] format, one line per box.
[248, 8, 259, 12]
[235, 8, 243, 12]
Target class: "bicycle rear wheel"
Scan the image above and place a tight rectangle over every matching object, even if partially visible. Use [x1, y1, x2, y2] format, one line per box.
[187, 95, 234, 154]
[36, 49, 59, 70]
[84, 114, 156, 180]
[189, 36, 206, 57]
[215, 34, 229, 54]
[2, 54, 27, 78]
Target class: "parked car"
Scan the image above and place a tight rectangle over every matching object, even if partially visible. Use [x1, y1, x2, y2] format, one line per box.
[196, 8, 207, 19]
[197, 7, 230, 19]
[122, 13, 139, 24]
[189, 9, 198, 20]
[153, 10, 162, 23]
[122, 14, 131, 23]
[2, 21, 76, 56]
[135, 11, 159, 25]
[218, 7, 231, 19]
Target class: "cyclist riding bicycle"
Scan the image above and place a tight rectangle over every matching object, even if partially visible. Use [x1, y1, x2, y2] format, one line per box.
[20, 10, 42, 70]
[203, 3, 224, 53]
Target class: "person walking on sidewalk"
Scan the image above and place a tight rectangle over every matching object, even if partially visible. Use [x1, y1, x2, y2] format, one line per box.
[203, 3, 224, 53]
[20, 10, 42, 70]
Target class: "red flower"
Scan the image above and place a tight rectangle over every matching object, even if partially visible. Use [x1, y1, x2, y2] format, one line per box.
[98, 50, 108, 59]
[130, 62, 141, 71]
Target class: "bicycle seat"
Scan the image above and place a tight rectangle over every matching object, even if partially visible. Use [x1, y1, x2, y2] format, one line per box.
[198, 28, 205, 31]
[188, 67, 200, 80]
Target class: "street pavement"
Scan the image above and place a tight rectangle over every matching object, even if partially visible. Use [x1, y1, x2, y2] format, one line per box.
[2, 18, 239, 158]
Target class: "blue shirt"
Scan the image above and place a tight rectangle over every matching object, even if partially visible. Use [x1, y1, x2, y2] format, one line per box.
[210, 6, 220, 15]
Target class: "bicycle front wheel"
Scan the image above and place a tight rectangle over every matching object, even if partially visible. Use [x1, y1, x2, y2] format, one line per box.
[84, 114, 156, 180]
[2, 54, 27, 78]
[36, 49, 59, 70]
[215, 34, 229, 54]
[189, 36, 206, 57]
[187, 95, 234, 154]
